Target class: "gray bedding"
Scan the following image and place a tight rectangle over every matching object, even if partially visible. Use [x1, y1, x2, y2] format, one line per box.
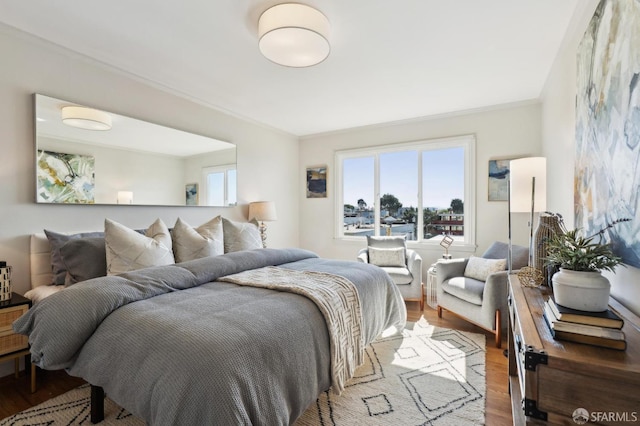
[14, 248, 406, 425]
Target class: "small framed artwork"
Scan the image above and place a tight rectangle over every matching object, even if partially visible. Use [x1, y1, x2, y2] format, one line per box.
[488, 159, 511, 201]
[306, 166, 327, 198]
[185, 183, 199, 206]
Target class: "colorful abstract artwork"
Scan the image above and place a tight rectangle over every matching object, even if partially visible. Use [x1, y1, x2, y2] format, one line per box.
[488, 159, 511, 201]
[37, 150, 95, 204]
[306, 166, 327, 198]
[575, 0, 640, 267]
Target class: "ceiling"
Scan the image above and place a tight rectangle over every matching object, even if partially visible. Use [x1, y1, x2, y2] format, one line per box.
[0, 0, 581, 137]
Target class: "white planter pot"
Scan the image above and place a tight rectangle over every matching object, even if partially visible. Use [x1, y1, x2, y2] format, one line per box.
[551, 268, 611, 312]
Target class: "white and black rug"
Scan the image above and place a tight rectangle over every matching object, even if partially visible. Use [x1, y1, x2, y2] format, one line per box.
[1, 319, 485, 425]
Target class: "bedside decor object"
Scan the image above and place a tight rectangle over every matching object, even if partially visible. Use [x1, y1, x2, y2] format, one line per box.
[545, 219, 628, 312]
[0, 261, 11, 301]
[440, 235, 453, 259]
[532, 212, 563, 286]
[248, 201, 277, 248]
[258, 3, 330, 68]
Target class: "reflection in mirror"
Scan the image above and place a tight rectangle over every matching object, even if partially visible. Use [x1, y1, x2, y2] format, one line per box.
[35, 94, 237, 206]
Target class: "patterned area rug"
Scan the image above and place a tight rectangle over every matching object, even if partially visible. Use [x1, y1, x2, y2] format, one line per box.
[1, 318, 485, 425]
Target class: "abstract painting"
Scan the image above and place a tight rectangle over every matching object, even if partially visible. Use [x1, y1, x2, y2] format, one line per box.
[185, 183, 198, 206]
[306, 166, 327, 198]
[37, 150, 95, 204]
[488, 159, 511, 201]
[575, 0, 640, 267]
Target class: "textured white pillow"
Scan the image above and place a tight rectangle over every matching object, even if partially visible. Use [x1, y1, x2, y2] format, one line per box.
[105, 218, 175, 275]
[172, 216, 224, 263]
[222, 218, 262, 253]
[368, 246, 406, 267]
[463, 256, 507, 281]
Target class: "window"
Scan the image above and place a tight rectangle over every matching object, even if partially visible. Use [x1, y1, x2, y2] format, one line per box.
[202, 165, 237, 206]
[336, 135, 475, 246]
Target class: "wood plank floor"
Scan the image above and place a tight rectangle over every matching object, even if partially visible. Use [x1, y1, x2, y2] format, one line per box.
[0, 302, 513, 424]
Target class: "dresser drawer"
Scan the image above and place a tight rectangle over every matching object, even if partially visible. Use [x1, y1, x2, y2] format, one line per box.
[0, 304, 29, 356]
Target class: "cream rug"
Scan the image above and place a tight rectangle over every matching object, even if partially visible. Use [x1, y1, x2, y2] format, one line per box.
[1, 319, 485, 425]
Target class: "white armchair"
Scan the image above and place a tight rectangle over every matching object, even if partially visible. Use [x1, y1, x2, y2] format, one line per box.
[357, 236, 423, 310]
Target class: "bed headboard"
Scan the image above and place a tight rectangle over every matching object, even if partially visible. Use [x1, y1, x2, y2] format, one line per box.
[30, 233, 53, 288]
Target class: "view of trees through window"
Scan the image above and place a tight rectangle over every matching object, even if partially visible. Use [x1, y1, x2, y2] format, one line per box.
[341, 143, 467, 242]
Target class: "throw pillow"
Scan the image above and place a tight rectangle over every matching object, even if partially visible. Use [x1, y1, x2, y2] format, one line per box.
[105, 218, 174, 275]
[368, 246, 406, 267]
[366, 235, 407, 250]
[222, 218, 262, 253]
[60, 237, 107, 285]
[44, 229, 104, 284]
[172, 216, 224, 263]
[463, 256, 507, 281]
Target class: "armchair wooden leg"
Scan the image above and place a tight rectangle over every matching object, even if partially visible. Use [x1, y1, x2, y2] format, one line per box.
[495, 309, 502, 348]
[437, 305, 443, 318]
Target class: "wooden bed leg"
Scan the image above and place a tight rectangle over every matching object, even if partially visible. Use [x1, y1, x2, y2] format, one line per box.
[91, 385, 105, 424]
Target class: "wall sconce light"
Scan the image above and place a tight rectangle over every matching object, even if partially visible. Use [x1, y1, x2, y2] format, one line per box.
[117, 191, 133, 204]
[258, 3, 330, 67]
[249, 201, 277, 248]
[62, 106, 112, 131]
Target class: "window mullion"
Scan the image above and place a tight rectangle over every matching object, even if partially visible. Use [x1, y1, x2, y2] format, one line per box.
[374, 154, 380, 236]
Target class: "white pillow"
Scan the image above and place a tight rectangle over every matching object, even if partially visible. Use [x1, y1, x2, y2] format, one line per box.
[463, 256, 507, 281]
[368, 246, 406, 267]
[172, 216, 224, 263]
[222, 218, 263, 253]
[24, 285, 65, 303]
[105, 218, 175, 275]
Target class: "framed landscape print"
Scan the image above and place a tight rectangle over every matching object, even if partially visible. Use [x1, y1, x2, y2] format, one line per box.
[306, 166, 327, 198]
[488, 159, 511, 201]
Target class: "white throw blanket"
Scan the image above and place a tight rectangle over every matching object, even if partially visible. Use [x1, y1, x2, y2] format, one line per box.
[219, 266, 363, 394]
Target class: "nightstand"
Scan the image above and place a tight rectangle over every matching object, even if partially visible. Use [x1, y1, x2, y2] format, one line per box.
[0, 293, 36, 392]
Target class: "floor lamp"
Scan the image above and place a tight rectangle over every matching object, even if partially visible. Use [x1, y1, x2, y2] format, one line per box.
[508, 157, 547, 276]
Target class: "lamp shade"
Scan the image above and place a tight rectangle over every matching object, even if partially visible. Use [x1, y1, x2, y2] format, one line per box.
[249, 201, 277, 221]
[258, 3, 330, 67]
[117, 191, 133, 204]
[62, 106, 112, 130]
[509, 157, 546, 213]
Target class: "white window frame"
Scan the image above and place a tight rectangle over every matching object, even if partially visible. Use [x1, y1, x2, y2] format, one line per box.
[202, 164, 236, 207]
[334, 134, 476, 249]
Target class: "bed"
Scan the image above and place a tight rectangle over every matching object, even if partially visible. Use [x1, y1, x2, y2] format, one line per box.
[16, 231, 406, 425]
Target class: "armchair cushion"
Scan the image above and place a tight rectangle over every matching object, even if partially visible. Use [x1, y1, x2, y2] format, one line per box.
[368, 246, 406, 267]
[441, 276, 485, 306]
[366, 235, 406, 249]
[463, 256, 506, 281]
[483, 241, 528, 270]
[381, 266, 413, 285]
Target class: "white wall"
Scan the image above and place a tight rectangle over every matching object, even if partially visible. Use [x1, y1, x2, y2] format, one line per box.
[299, 102, 542, 270]
[0, 24, 300, 298]
[541, 0, 640, 316]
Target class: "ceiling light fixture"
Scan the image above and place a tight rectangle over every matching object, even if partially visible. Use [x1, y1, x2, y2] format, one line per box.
[258, 3, 330, 68]
[61, 106, 112, 131]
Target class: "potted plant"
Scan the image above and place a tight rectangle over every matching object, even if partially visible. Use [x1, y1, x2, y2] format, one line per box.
[545, 217, 628, 312]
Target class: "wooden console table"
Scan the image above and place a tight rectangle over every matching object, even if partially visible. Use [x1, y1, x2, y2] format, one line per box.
[508, 274, 640, 425]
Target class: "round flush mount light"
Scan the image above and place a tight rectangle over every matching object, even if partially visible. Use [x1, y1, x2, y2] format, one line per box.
[258, 3, 330, 68]
[61, 106, 112, 131]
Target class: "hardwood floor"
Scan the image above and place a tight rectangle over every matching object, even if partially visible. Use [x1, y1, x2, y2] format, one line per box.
[0, 302, 513, 424]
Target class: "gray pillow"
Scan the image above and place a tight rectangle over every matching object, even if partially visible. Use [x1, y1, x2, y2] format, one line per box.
[482, 241, 529, 270]
[60, 237, 107, 285]
[222, 218, 262, 253]
[366, 235, 407, 249]
[171, 216, 224, 263]
[44, 229, 104, 284]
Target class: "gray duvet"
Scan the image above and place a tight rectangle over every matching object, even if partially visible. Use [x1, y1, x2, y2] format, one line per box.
[14, 248, 406, 426]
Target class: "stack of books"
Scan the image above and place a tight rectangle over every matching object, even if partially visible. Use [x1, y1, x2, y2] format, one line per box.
[543, 297, 626, 350]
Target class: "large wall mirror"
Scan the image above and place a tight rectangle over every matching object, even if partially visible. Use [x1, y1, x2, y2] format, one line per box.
[35, 94, 237, 206]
